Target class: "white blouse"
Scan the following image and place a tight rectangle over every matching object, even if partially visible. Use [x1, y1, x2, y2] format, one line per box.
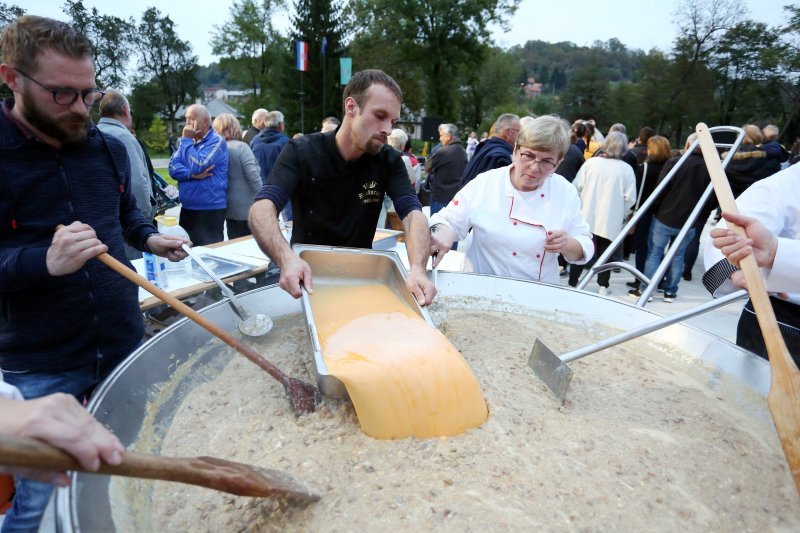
[430, 165, 593, 284]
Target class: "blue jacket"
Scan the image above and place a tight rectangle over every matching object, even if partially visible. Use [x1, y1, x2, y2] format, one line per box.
[460, 137, 513, 188]
[169, 128, 229, 210]
[252, 128, 289, 184]
[0, 99, 157, 372]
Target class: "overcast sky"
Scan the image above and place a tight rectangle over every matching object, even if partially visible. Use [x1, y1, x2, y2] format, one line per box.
[22, 0, 791, 67]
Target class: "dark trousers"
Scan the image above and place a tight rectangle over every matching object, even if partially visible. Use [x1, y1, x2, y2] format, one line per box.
[180, 208, 226, 246]
[682, 219, 705, 276]
[569, 234, 611, 288]
[632, 213, 653, 277]
[226, 219, 251, 239]
[737, 297, 800, 367]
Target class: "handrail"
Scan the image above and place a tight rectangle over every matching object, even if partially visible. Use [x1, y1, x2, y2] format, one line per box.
[574, 126, 746, 307]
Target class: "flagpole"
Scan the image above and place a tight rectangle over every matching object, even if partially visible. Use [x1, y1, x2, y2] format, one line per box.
[322, 37, 327, 120]
[299, 70, 304, 134]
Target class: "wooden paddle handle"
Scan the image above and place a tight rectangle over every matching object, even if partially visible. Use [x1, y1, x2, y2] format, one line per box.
[696, 123, 800, 493]
[0, 434, 204, 482]
[0, 435, 319, 501]
[96, 253, 287, 384]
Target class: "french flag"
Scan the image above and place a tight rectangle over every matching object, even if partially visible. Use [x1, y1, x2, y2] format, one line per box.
[296, 40, 308, 71]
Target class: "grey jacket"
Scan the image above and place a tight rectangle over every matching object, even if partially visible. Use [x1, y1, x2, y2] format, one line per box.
[225, 139, 262, 220]
[97, 117, 155, 221]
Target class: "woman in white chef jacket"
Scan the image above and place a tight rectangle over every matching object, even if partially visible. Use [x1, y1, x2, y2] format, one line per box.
[429, 115, 593, 284]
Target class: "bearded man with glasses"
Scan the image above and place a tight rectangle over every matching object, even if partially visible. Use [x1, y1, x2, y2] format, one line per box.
[0, 16, 188, 531]
[429, 116, 593, 283]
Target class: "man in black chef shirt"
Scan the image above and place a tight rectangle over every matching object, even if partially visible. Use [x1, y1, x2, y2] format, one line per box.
[249, 69, 436, 305]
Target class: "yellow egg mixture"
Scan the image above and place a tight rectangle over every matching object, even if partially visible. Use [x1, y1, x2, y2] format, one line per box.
[309, 283, 487, 439]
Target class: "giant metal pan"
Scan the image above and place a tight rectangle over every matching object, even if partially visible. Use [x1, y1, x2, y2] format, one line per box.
[52, 273, 770, 532]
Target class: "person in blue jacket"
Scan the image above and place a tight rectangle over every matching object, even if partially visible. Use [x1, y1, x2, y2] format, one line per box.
[169, 104, 229, 245]
[252, 110, 292, 221]
[459, 113, 521, 188]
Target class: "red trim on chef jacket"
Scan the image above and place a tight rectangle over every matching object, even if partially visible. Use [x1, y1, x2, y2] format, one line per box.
[507, 196, 546, 280]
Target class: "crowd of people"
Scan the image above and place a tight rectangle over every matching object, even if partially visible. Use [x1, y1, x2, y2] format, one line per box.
[1, 14, 798, 532]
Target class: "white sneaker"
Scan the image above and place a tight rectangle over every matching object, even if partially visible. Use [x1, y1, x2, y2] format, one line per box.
[598, 286, 611, 296]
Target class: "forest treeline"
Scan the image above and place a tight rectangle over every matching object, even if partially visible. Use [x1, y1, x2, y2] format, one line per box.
[3, 0, 798, 148]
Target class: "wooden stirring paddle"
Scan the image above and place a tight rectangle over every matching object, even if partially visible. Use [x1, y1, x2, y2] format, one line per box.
[0, 435, 319, 505]
[97, 251, 322, 416]
[696, 122, 800, 495]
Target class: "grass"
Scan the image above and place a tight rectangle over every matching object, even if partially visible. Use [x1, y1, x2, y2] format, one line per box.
[155, 167, 177, 187]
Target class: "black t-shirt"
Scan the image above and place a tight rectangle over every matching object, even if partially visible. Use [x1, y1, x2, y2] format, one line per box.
[254, 131, 420, 248]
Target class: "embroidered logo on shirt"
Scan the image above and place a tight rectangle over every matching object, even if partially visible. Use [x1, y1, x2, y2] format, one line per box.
[358, 179, 382, 204]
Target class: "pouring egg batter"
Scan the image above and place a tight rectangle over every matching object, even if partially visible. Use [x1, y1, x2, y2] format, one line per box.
[309, 284, 488, 439]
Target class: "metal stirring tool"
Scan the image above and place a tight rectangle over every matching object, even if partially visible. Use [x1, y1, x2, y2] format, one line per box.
[181, 244, 273, 337]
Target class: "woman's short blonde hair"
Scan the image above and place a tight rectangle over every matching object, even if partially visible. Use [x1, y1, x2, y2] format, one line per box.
[387, 128, 408, 151]
[742, 124, 763, 145]
[516, 115, 570, 159]
[646, 135, 671, 164]
[212, 113, 242, 141]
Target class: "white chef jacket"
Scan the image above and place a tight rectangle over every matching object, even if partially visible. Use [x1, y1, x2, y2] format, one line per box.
[573, 157, 636, 240]
[704, 163, 800, 305]
[430, 165, 593, 284]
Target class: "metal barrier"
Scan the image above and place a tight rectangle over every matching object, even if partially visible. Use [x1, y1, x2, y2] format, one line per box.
[575, 126, 746, 307]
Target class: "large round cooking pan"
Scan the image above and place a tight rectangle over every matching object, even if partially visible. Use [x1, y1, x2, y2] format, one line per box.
[52, 273, 770, 531]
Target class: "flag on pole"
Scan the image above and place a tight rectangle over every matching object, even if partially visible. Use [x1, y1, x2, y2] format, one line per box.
[340, 57, 352, 85]
[296, 40, 308, 71]
[321, 36, 327, 57]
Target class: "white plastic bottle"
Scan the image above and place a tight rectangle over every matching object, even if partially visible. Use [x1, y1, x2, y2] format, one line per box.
[159, 216, 192, 278]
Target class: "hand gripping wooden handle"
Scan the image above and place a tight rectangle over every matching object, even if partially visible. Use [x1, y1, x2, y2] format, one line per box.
[696, 123, 800, 494]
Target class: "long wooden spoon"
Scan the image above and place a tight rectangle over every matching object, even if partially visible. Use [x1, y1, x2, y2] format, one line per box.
[696, 122, 800, 494]
[98, 252, 322, 416]
[0, 435, 319, 504]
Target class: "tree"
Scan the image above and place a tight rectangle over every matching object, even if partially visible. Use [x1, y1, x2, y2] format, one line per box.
[349, 0, 520, 120]
[62, 0, 135, 89]
[459, 46, 520, 131]
[280, 0, 347, 133]
[210, 0, 286, 103]
[133, 8, 200, 135]
[776, 4, 800, 143]
[0, 2, 23, 26]
[559, 46, 613, 124]
[657, 0, 746, 133]
[0, 2, 24, 99]
[710, 20, 783, 125]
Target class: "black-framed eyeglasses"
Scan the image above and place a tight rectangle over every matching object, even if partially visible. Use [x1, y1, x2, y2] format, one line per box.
[517, 149, 557, 172]
[13, 68, 105, 107]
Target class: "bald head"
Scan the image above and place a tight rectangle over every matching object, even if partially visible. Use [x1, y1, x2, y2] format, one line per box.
[99, 89, 131, 128]
[184, 104, 211, 140]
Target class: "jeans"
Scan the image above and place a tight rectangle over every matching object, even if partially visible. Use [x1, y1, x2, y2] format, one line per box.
[642, 218, 695, 295]
[1, 359, 121, 532]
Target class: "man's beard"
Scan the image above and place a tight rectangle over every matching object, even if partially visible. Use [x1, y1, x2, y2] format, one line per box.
[364, 134, 386, 156]
[21, 90, 90, 145]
